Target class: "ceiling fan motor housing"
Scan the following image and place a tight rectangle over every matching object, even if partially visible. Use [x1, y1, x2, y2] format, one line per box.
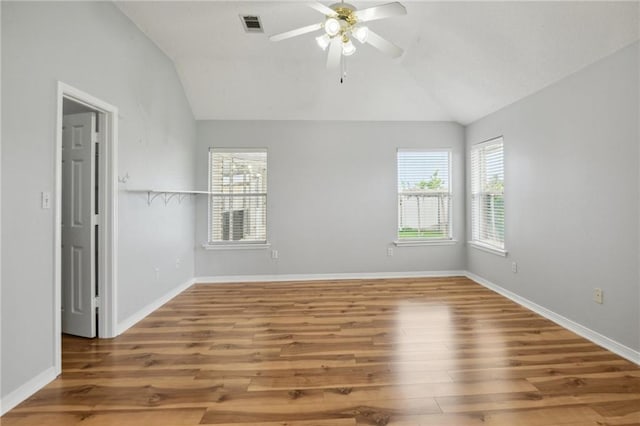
[329, 3, 358, 26]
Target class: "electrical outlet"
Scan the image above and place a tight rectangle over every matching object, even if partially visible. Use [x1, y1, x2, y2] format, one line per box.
[271, 249, 279, 259]
[387, 247, 394, 257]
[593, 288, 603, 304]
[511, 261, 518, 273]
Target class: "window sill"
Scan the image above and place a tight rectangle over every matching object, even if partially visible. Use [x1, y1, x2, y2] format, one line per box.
[468, 241, 508, 257]
[394, 239, 457, 247]
[202, 242, 271, 250]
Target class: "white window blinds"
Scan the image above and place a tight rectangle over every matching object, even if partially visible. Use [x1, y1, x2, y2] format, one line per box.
[208, 149, 267, 244]
[470, 138, 504, 249]
[397, 150, 452, 240]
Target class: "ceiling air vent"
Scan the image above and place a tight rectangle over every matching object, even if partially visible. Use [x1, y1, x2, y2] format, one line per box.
[240, 15, 263, 33]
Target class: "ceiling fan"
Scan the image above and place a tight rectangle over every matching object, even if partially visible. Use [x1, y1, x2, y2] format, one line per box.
[269, 1, 407, 72]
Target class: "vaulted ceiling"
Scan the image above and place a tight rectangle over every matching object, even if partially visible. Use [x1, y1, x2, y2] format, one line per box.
[116, 1, 639, 124]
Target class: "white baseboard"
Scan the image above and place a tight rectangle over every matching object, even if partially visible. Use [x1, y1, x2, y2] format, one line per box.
[465, 271, 640, 365]
[195, 270, 466, 284]
[0, 367, 57, 416]
[116, 278, 196, 335]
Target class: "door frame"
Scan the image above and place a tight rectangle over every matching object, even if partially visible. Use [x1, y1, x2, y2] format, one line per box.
[54, 82, 119, 374]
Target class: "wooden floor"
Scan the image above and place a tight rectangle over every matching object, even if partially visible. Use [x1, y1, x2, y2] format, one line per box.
[3, 277, 640, 425]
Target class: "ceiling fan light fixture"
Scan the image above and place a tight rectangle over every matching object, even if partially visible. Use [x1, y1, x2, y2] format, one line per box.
[316, 34, 331, 50]
[268, 1, 407, 75]
[324, 17, 341, 36]
[352, 26, 369, 43]
[342, 38, 356, 56]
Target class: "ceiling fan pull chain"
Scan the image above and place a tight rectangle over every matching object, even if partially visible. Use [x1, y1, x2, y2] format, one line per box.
[340, 57, 347, 84]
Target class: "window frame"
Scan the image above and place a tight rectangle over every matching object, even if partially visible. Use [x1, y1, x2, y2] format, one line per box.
[205, 147, 269, 249]
[395, 148, 454, 246]
[469, 136, 507, 256]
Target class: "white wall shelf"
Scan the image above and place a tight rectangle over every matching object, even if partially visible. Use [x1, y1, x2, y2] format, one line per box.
[127, 189, 211, 206]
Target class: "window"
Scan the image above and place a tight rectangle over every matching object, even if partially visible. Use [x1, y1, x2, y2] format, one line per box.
[470, 137, 505, 251]
[208, 149, 267, 244]
[397, 150, 452, 241]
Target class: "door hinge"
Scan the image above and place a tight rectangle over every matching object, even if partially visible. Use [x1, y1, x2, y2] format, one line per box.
[94, 296, 100, 310]
[93, 214, 100, 225]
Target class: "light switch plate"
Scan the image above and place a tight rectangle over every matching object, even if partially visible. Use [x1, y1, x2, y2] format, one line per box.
[41, 191, 51, 209]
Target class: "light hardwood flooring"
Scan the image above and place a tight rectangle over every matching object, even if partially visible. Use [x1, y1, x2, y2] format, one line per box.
[2, 277, 639, 425]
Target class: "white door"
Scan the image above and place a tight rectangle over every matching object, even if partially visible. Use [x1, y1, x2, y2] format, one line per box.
[62, 112, 96, 338]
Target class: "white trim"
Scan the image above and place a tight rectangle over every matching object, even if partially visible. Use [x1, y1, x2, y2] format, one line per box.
[0, 4, 3, 414]
[202, 243, 271, 250]
[116, 278, 196, 335]
[59, 83, 119, 115]
[196, 270, 466, 284]
[469, 136, 505, 253]
[394, 239, 458, 247]
[472, 135, 504, 149]
[55, 82, 119, 378]
[0, 367, 57, 416]
[396, 148, 454, 242]
[465, 271, 640, 365]
[209, 147, 267, 153]
[397, 148, 453, 153]
[468, 241, 508, 257]
[207, 148, 269, 247]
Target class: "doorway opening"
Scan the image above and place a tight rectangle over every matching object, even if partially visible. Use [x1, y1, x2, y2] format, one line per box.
[55, 82, 119, 375]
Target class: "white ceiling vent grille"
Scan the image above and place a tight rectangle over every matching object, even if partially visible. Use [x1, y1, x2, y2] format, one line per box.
[240, 15, 263, 33]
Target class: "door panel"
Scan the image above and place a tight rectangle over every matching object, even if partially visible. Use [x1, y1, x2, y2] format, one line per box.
[62, 112, 96, 338]
[71, 160, 84, 226]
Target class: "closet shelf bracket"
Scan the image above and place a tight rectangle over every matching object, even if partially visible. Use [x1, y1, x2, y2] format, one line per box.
[127, 189, 212, 206]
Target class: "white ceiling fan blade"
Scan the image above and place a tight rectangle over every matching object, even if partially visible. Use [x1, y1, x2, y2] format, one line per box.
[269, 22, 323, 42]
[326, 38, 342, 69]
[354, 2, 406, 23]
[366, 30, 404, 58]
[309, 2, 337, 17]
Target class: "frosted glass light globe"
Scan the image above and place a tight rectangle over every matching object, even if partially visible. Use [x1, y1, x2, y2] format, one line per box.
[324, 18, 341, 37]
[342, 39, 356, 56]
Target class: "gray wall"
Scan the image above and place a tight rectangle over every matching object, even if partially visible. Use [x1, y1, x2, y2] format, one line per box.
[195, 121, 466, 277]
[465, 42, 640, 351]
[1, 1, 196, 400]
